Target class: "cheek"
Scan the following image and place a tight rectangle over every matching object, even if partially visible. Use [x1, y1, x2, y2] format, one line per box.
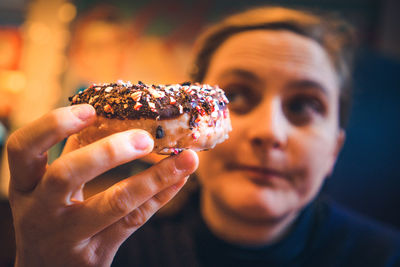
[197, 139, 232, 187]
[196, 115, 245, 186]
[199, 113, 244, 161]
[290, 127, 337, 194]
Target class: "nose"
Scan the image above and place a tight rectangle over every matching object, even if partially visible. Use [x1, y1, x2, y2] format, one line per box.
[247, 96, 288, 150]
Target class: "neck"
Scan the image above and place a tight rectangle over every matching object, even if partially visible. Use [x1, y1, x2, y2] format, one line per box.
[200, 190, 299, 246]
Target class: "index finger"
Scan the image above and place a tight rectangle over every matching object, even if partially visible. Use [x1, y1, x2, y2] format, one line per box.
[70, 150, 199, 239]
[7, 104, 96, 192]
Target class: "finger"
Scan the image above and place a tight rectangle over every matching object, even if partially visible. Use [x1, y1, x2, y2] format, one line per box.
[60, 135, 87, 202]
[91, 178, 187, 256]
[70, 150, 198, 239]
[7, 104, 96, 192]
[39, 129, 154, 203]
[61, 134, 81, 156]
[8, 104, 95, 158]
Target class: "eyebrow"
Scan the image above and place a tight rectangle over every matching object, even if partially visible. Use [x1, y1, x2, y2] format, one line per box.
[287, 80, 330, 97]
[218, 69, 330, 96]
[218, 69, 262, 84]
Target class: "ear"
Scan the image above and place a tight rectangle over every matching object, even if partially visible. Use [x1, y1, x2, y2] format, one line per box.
[334, 129, 346, 159]
[326, 129, 346, 177]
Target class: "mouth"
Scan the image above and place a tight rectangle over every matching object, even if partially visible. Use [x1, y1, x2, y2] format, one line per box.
[227, 163, 288, 186]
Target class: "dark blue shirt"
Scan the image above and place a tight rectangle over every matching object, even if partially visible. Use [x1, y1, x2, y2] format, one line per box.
[113, 192, 400, 267]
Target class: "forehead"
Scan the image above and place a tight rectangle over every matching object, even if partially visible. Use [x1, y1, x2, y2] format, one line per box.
[206, 30, 338, 89]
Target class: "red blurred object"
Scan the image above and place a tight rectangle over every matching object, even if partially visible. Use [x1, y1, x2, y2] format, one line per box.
[0, 27, 22, 70]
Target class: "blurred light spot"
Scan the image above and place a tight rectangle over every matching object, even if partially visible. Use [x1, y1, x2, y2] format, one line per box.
[58, 3, 77, 23]
[0, 71, 26, 93]
[54, 54, 68, 74]
[28, 22, 51, 45]
[54, 29, 70, 48]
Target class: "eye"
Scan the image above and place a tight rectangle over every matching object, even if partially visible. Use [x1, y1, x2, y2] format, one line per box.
[223, 84, 259, 115]
[284, 95, 326, 125]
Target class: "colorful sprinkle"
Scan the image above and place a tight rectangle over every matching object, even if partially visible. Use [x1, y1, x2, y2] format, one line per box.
[130, 91, 142, 102]
[68, 81, 230, 129]
[134, 102, 142, 110]
[103, 104, 113, 113]
[192, 131, 200, 140]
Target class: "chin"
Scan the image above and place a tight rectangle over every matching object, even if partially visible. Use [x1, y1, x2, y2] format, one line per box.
[209, 173, 297, 222]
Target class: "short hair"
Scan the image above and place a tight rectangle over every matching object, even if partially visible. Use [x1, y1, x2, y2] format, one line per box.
[190, 6, 355, 128]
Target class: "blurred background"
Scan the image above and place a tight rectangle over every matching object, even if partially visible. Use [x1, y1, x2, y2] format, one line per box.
[0, 0, 399, 231]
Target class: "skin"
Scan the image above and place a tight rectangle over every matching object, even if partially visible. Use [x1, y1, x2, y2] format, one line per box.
[7, 104, 199, 267]
[198, 30, 345, 245]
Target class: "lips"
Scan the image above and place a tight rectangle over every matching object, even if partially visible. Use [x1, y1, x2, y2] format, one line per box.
[227, 163, 288, 185]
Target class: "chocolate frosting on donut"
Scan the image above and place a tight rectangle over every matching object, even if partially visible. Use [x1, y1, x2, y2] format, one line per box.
[69, 80, 229, 128]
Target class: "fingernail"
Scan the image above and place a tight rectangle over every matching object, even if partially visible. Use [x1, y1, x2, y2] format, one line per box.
[131, 131, 153, 151]
[71, 105, 95, 121]
[175, 150, 197, 171]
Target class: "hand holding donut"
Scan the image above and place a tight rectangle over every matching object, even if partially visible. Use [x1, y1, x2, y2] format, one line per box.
[6, 104, 199, 267]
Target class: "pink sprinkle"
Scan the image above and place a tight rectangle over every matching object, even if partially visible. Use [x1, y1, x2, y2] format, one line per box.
[134, 102, 142, 110]
[148, 88, 163, 98]
[148, 102, 157, 112]
[192, 131, 200, 140]
[223, 109, 229, 119]
[131, 92, 142, 102]
[183, 86, 192, 94]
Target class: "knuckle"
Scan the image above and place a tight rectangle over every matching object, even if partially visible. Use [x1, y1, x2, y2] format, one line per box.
[47, 112, 67, 137]
[71, 251, 98, 267]
[6, 132, 23, 157]
[107, 183, 133, 216]
[44, 160, 73, 190]
[46, 108, 79, 138]
[102, 138, 122, 162]
[153, 189, 174, 205]
[151, 161, 177, 188]
[122, 208, 149, 228]
[152, 170, 169, 189]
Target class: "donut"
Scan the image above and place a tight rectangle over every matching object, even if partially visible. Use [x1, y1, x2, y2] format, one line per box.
[69, 80, 232, 154]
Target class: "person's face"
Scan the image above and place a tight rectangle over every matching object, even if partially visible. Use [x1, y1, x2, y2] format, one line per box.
[198, 30, 345, 221]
